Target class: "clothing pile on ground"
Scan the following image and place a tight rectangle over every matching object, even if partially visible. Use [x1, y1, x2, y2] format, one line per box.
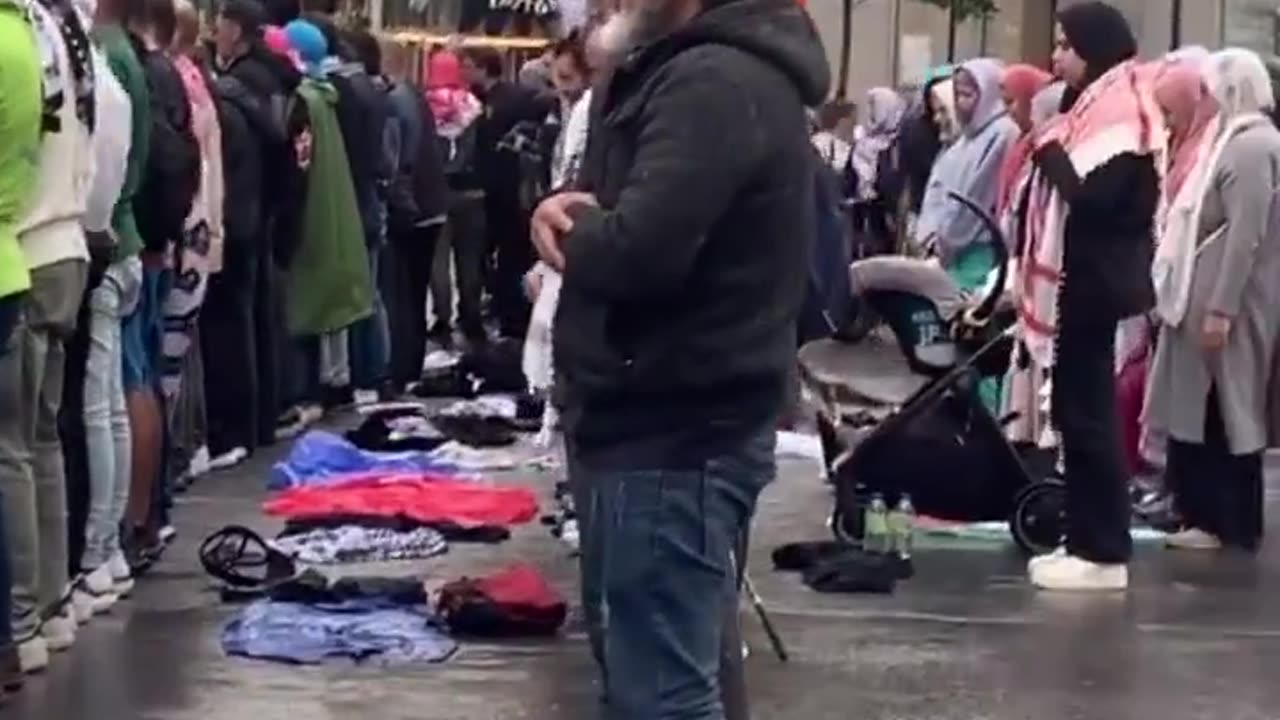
[209, 415, 562, 666]
[0, 0, 565, 691]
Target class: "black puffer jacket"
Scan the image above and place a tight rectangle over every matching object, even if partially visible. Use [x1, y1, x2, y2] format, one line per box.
[555, 0, 830, 465]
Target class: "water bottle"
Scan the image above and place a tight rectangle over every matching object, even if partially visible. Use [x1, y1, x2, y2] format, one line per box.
[863, 494, 890, 554]
[889, 494, 916, 560]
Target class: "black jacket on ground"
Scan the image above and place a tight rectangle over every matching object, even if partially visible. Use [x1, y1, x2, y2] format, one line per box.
[554, 0, 830, 467]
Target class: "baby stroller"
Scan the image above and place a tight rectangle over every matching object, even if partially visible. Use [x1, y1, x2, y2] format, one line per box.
[810, 192, 1065, 555]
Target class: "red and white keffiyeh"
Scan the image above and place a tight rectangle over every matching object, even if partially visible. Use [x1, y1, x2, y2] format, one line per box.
[1017, 60, 1164, 367]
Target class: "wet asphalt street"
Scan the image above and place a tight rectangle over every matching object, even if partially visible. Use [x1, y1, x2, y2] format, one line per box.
[11, 429, 1280, 720]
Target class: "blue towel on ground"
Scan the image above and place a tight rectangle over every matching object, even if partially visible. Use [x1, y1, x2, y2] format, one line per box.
[269, 431, 459, 491]
[221, 598, 458, 665]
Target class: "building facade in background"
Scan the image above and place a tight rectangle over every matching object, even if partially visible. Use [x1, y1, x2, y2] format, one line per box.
[809, 0, 1280, 101]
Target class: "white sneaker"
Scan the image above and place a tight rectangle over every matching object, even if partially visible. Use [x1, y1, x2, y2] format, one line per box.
[353, 389, 380, 407]
[209, 447, 249, 472]
[16, 637, 48, 674]
[299, 404, 324, 426]
[109, 551, 135, 597]
[40, 611, 76, 652]
[1028, 546, 1068, 572]
[1030, 553, 1128, 592]
[186, 445, 211, 479]
[75, 565, 120, 615]
[158, 525, 178, 546]
[70, 589, 94, 625]
[1166, 528, 1222, 551]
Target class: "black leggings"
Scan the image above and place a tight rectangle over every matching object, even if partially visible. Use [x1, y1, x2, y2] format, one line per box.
[1052, 316, 1132, 564]
[1167, 387, 1263, 550]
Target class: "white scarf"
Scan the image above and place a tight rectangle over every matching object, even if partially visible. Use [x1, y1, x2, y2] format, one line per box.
[1152, 112, 1266, 327]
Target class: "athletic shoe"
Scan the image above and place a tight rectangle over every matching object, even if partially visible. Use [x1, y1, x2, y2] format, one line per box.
[158, 525, 178, 546]
[298, 403, 324, 427]
[74, 565, 120, 616]
[275, 407, 307, 442]
[108, 551, 135, 597]
[1030, 553, 1128, 592]
[1028, 546, 1067, 572]
[16, 637, 48, 674]
[40, 610, 76, 652]
[209, 447, 249, 472]
[1166, 528, 1222, 551]
[186, 445, 211, 480]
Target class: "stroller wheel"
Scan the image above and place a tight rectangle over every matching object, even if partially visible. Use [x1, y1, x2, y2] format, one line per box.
[1011, 480, 1067, 556]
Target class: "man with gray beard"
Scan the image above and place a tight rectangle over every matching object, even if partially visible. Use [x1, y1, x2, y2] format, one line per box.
[531, 0, 828, 717]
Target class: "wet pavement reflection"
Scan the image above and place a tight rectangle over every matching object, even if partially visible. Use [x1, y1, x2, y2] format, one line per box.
[14, 442, 1280, 720]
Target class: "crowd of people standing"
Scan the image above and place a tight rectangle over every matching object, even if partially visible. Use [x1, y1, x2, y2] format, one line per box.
[0, 0, 594, 692]
[828, 1, 1280, 593]
[3, 0, 1280, 716]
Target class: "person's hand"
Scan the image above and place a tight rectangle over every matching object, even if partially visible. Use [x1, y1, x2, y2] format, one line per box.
[524, 268, 544, 302]
[531, 191, 596, 271]
[1201, 313, 1232, 353]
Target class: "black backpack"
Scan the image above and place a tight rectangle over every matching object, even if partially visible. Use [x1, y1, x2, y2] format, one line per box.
[137, 50, 201, 251]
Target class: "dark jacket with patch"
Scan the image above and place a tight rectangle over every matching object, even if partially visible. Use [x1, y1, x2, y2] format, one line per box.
[134, 45, 200, 253]
[554, 0, 830, 467]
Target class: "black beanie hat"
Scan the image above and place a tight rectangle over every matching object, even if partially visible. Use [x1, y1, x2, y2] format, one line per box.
[1057, 1, 1137, 82]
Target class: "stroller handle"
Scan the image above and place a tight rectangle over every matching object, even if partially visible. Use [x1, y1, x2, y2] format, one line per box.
[945, 191, 1009, 324]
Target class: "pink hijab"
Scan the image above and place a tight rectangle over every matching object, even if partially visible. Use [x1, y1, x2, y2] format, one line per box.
[996, 64, 1053, 214]
[1155, 63, 1218, 202]
[263, 25, 302, 70]
[425, 50, 481, 139]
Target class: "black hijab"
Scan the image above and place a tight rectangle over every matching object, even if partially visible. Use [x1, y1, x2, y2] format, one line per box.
[1056, 1, 1137, 111]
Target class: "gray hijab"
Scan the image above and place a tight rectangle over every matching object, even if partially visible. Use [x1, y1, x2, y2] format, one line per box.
[915, 58, 1021, 265]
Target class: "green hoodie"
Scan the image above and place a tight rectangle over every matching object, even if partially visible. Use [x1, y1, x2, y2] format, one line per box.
[95, 24, 149, 260]
[285, 77, 373, 337]
[0, 0, 43, 298]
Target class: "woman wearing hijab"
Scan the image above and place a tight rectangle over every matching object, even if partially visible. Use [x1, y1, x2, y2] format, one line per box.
[847, 58, 1018, 380]
[846, 87, 906, 254]
[914, 57, 1020, 289]
[893, 66, 953, 219]
[1144, 49, 1280, 552]
[995, 64, 1052, 222]
[1020, 1, 1161, 591]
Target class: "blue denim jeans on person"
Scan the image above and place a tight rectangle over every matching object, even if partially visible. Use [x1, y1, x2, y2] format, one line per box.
[0, 259, 88, 640]
[80, 258, 141, 572]
[581, 424, 775, 720]
[0, 290, 23, 649]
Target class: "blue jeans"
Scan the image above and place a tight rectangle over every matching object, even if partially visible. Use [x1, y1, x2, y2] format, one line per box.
[0, 291, 22, 648]
[81, 258, 140, 570]
[583, 426, 775, 720]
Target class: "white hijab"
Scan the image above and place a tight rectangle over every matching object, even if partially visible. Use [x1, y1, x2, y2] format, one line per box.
[1152, 48, 1275, 327]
